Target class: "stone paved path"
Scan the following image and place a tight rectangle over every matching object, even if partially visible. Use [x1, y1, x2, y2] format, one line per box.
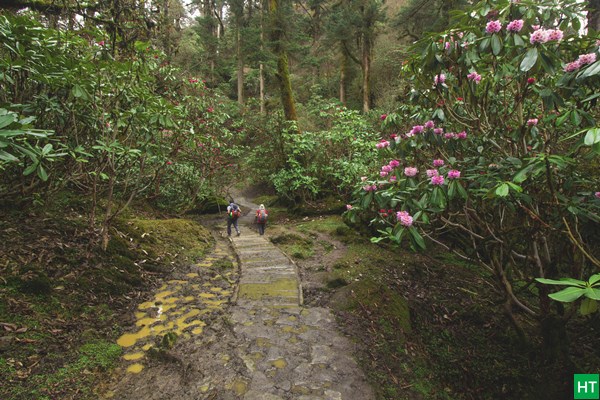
[228, 195, 374, 399]
[105, 195, 374, 399]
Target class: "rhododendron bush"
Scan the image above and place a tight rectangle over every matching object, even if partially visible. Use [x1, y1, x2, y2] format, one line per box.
[348, 0, 600, 349]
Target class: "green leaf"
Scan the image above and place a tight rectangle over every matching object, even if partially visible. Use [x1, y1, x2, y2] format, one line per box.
[585, 288, 600, 301]
[491, 34, 502, 56]
[0, 114, 15, 129]
[580, 298, 598, 315]
[548, 287, 586, 302]
[584, 128, 600, 146]
[589, 274, 600, 286]
[577, 60, 600, 79]
[23, 163, 37, 176]
[0, 149, 19, 162]
[535, 277, 585, 287]
[457, 183, 468, 199]
[362, 192, 373, 208]
[37, 164, 48, 181]
[495, 183, 509, 197]
[520, 48, 538, 72]
[479, 37, 490, 53]
[409, 226, 426, 249]
[513, 34, 525, 47]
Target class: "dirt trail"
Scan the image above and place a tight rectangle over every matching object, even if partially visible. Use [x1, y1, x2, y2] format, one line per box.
[103, 196, 374, 399]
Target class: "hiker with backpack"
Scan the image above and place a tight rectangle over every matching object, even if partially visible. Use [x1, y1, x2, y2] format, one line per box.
[255, 204, 268, 235]
[227, 202, 241, 237]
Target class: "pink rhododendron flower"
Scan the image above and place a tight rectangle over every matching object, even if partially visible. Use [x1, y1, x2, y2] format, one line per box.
[380, 171, 389, 177]
[346, 204, 353, 210]
[433, 159, 445, 167]
[547, 29, 563, 41]
[527, 77, 536, 84]
[410, 125, 425, 136]
[595, 192, 600, 199]
[431, 175, 445, 185]
[530, 29, 549, 44]
[404, 167, 418, 177]
[433, 128, 444, 135]
[467, 71, 482, 83]
[447, 169, 461, 179]
[564, 60, 581, 72]
[97, 40, 105, 46]
[425, 120, 435, 129]
[486, 20, 502, 34]
[389, 159, 400, 168]
[426, 169, 439, 177]
[166, 161, 173, 165]
[434, 73, 446, 85]
[376, 140, 390, 149]
[380, 114, 387, 121]
[578, 53, 597, 65]
[527, 118, 538, 126]
[444, 133, 456, 139]
[389, 175, 397, 182]
[363, 185, 377, 192]
[381, 165, 392, 173]
[396, 211, 414, 227]
[506, 19, 524, 32]
[457, 131, 467, 139]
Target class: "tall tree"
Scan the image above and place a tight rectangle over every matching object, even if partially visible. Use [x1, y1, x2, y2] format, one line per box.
[268, 0, 298, 121]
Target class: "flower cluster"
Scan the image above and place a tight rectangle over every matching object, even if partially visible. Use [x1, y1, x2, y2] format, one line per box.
[527, 118, 538, 126]
[404, 167, 418, 177]
[595, 192, 600, 199]
[447, 169, 461, 179]
[363, 184, 377, 192]
[396, 211, 414, 227]
[506, 19, 524, 33]
[530, 28, 564, 44]
[486, 20, 502, 34]
[434, 73, 446, 86]
[430, 175, 445, 185]
[380, 159, 400, 177]
[467, 71, 482, 83]
[376, 139, 390, 149]
[564, 53, 597, 72]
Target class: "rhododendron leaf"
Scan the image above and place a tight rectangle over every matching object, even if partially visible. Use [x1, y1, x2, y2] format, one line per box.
[479, 37, 490, 53]
[535, 277, 585, 287]
[514, 165, 533, 183]
[513, 34, 525, 47]
[539, 53, 555, 74]
[362, 192, 373, 208]
[580, 298, 598, 315]
[570, 110, 582, 126]
[448, 181, 455, 200]
[584, 128, 600, 146]
[548, 287, 586, 302]
[491, 34, 502, 56]
[556, 111, 570, 127]
[577, 61, 600, 79]
[520, 48, 538, 72]
[456, 183, 467, 200]
[409, 227, 425, 249]
[495, 183, 509, 197]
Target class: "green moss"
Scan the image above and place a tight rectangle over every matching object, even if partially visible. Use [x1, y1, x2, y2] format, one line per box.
[213, 257, 234, 270]
[160, 332, 178, 349]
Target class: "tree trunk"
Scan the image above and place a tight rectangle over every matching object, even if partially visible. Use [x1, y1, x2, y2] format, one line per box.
[339, 50, 347, 105]
[589, 0, 600, 31]
[237, 27, 244, 105]
[269, 0, 297, 122]
[361, 34, 371, 113]
[259, 62, 265, 113]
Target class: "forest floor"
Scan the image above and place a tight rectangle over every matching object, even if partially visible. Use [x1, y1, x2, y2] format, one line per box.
[0, 188, 591, 400]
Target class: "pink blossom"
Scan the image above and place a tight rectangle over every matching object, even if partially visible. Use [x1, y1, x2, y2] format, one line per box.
[404, 167, 418, 177]
[467, 71, 482, 83]
[166, 161, 173, 165]
[564, 60, 581, 72]
[389, 176, 397, 183]
[380, 114, 387, 121]
[527, 118, 538, 126]
[506, 19, 524, 33]
[486, 20, 502, 34]
[433, 128, 444, 135]
[389, 159, 400, 168]
[430, 175, 445, 186]
[426, 169, 439, 177]
[381, 165, 392, 173]
[447, 169, 461, 179]
[346, 204, 353, 210]
[380, 171, 389, 177]
[444, 133, 456, 140]
[433, 159, 445, 167]
[363, 184, 377, 192]
[578, 53, 597, 65]
[527, 77, 536, 84]
[434, 73, 446, 85]
[425, 120, 435, 129]
[547, 29, 563, 42]
[409, 125, 425, 136]
[530, 29, 549, 44]
[97, 40, 105, 46]
[457, 131, 467, 139]
[396, 211, 413, 227]
[595, 192, 600, 199]
[376, 140, 390, 149]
